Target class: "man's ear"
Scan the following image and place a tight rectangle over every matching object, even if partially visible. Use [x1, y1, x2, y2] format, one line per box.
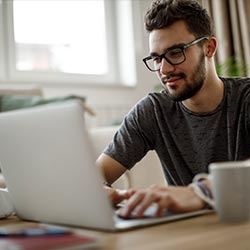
[205, 37, 217, 58]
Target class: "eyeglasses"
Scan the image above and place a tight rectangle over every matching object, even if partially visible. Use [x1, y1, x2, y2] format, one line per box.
[142, 37, 208, 72]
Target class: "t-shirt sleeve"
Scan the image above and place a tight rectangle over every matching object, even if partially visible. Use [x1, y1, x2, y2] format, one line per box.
[103, 95, 156, 169]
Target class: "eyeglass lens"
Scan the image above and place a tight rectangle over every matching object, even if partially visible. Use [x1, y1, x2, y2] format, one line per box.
[147, 48, 185, 71]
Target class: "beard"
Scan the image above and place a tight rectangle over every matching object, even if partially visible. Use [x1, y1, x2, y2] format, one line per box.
[162, 52, 206, 102]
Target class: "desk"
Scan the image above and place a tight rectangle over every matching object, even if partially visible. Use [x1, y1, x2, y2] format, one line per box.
[1, 214, 250, 250]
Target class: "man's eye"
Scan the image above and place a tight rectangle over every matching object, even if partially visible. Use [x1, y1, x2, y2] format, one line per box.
[168, 49, 183, 58]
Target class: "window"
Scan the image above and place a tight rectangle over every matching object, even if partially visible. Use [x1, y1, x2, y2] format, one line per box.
[0, 0, 136, 85]
[14, 1, 108, 75]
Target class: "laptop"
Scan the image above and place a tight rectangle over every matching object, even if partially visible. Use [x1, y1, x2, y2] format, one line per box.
[0, 101, 212, 231]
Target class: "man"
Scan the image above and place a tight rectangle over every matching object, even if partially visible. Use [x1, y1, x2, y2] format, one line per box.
[97, 0, 250, 218]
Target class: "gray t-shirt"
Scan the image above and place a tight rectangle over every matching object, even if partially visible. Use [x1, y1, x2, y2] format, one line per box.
[104, 77, 250, 186]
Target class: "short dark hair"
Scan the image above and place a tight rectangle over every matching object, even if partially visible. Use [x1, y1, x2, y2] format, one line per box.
[144, 0, 214, 38]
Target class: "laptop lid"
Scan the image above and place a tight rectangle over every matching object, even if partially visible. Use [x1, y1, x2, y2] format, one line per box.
[0, 101, 212, 231]
[0, 102, 117, 230]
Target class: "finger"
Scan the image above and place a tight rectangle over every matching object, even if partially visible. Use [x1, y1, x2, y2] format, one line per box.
[119, 189, 160, 218]
[108, 188, 137, 206]
[133, 193, 160, 218]
[106, 188, 125, 205]
[117, 189, 136, 200]
[135, 190, 171, 217]
[118, 191, 145, 218]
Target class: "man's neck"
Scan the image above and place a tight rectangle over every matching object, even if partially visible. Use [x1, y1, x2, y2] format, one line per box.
[182, 75, 224, 114]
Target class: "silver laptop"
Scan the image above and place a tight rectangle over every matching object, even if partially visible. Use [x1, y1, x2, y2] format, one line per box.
[0, 101, 211, 231]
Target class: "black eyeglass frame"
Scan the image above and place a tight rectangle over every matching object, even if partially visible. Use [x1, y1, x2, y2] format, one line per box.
[142, 36, 209, 72]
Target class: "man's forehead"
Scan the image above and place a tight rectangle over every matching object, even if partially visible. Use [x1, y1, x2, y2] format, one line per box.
[148, 21, 195, 54]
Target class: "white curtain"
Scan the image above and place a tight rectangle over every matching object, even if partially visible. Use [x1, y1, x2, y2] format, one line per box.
[200, 0, 250, 76]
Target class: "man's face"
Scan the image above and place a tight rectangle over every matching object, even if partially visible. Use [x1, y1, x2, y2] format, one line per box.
[149, 21, 207, 101]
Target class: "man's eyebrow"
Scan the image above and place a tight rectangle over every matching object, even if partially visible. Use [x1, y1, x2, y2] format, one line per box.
[150, 43, 186, 56]
[150, 52, 160, 57]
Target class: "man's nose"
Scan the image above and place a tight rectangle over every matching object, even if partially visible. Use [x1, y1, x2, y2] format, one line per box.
[160, 58, 175, 75]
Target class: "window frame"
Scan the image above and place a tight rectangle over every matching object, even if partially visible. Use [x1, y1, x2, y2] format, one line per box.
[0, 0, 135, 86]
[0, 0, 7, 81]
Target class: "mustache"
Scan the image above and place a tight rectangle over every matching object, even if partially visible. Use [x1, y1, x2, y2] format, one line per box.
[161, 73, 185, 83]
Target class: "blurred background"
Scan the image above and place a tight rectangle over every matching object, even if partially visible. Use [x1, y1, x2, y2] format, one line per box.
[0, 0, 249, 128]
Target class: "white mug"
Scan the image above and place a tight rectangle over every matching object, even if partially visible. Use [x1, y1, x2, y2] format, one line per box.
[195, 160, 250, 223]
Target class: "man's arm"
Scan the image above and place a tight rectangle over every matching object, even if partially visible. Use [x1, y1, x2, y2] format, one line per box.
[96, 153, 136, 205]
[96, 153, 128, 185]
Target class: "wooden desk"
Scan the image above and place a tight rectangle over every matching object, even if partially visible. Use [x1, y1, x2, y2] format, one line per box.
[1, 213, 250, 250]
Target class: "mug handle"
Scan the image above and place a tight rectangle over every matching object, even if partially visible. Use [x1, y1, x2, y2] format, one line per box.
[191, 173, 215, 208]
[0, 188, 15, 218]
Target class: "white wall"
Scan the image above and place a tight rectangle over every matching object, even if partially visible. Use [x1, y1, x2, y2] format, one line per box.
[40, 0, 160, 127]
